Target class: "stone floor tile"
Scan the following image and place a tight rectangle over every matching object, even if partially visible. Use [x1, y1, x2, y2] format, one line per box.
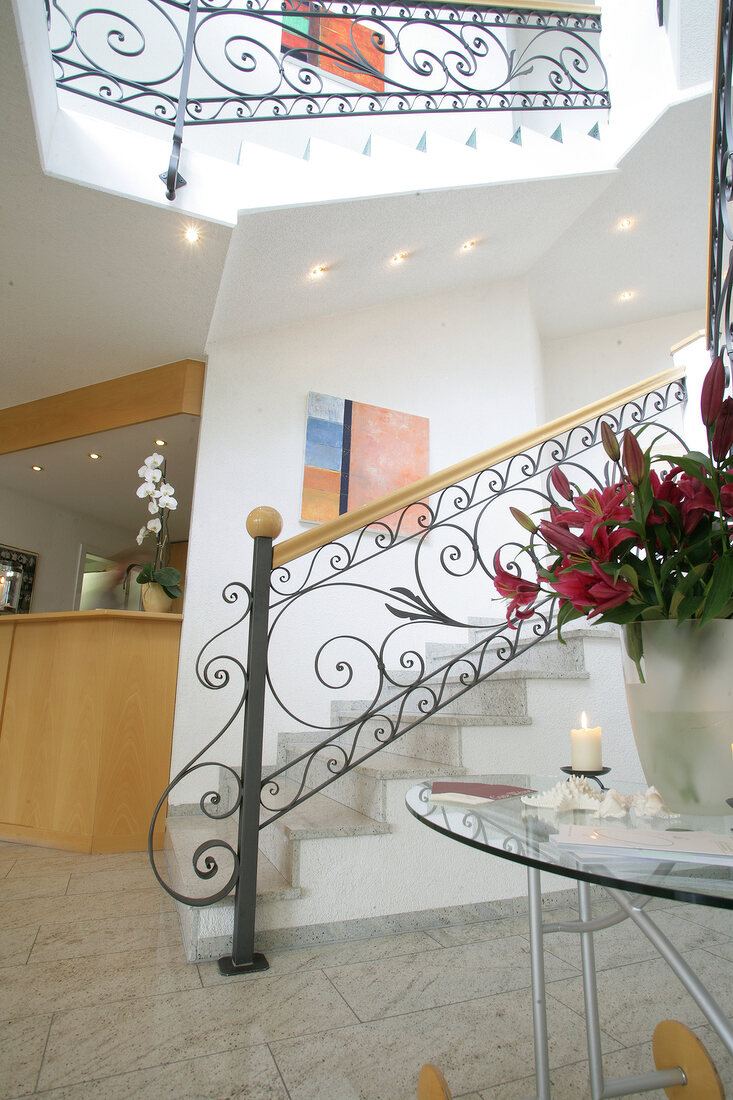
[0, 886, 175, 933]
[0, 1014, 52, 1098]
[198, 930, 443, 986]
[37, 971, 358, 1091]
[0, 859, 16, 878]
[547, 948, 733, 1052]
[670, 903, 733, 935]
[693, 1024, 733, 1095]
[424, 908, 578, 948]
[0, 922, 38, 968]
[65, 866, 159, 895]
[324, 935, 578, 1021]
[29, 911, 183, 964]
[542, 908, 731, 973]
[478, 1039, 678, 1099]
[0, 945, 201, 1023]
[0, 872, 70, 902]
[4, 850, 150, 878]
[30, 1044, 288, 1099]
[269, 987, 620, 1100]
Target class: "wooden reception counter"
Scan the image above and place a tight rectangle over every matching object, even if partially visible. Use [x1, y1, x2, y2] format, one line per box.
[0, 610, 181, 853]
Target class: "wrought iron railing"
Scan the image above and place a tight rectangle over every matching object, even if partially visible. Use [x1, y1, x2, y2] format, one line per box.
[149, 366, 685, 973]
[708, 0, 731, 369]
[45, 0, 609, 198]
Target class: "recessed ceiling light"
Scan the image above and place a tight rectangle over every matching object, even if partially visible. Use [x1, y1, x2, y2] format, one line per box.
[617, 217, 634, 231]
[461, 240, 477, 252]
[619, 290, 634, 302]
[155, 438, 167, 446]
[88, 452, 101, 460]
[309, 263, 328, 279]
[391, 251, 408, 265]
[31, 464, 43, 472]
[184, 225, 200, 244]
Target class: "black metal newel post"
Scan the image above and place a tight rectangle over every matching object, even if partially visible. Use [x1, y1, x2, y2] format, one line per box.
[218, 506, 283, 976]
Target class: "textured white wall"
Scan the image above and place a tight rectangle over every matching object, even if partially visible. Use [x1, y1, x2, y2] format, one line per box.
[0, 482, 131, 613]
[541, 309, 702, 421]
[170, 277, 545, 789]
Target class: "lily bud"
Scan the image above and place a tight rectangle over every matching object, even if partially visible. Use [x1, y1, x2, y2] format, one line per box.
[712, 396, 733, 460]
[622, 430, 645, 487]
[510, 506, 538, 535]
[550, 466, 573, 501]
[538, 520, 589, 555]
[701, 356, 726, 426]
[600, 421, 621, 462]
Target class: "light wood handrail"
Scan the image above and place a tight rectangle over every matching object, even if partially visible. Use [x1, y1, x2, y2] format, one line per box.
[459, 1, 600, 12]
[272, 366, 684, 568]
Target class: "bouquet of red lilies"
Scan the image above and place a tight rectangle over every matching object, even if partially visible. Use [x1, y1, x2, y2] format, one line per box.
[494, 357, 733, 637]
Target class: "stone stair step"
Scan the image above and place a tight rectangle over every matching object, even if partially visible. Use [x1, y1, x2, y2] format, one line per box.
[334, 674, 529, 721]
[259, 778, 391, 884]
[283, 745, 467, 819]
[330, 704, 532, 728]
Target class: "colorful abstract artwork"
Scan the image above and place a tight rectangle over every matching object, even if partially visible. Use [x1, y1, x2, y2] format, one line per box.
[302, 393, 429, 533]
[281, 3, 385, 93]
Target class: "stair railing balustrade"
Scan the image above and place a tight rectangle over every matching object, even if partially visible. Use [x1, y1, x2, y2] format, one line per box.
[45, 0, 609, 200]
[149, 366, 685, 972]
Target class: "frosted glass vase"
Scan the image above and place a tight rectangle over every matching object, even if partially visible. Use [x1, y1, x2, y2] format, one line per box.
[621, 619, 733, 816]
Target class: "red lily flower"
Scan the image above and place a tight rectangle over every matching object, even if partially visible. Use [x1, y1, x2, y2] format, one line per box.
[701, 356, 726, 426]
[493, 552, 541, 625]
[712, 397, 733, 461]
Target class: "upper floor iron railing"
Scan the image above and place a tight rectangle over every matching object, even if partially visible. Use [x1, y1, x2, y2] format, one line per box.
[149, 365, 685, 973]
[45, 0, 609, 198]
[708, 0, 731, 371]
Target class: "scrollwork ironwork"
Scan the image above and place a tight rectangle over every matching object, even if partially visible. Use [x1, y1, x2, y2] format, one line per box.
[148, 580, 252, 906]
[708, 0, 732, 372]
[47, 0, 609, 128]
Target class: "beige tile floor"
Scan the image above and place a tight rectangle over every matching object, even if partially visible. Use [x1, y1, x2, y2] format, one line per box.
[1, 840, 732, 1099]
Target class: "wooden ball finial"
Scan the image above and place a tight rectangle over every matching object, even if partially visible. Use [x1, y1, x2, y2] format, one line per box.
[246, 507, 283, 541]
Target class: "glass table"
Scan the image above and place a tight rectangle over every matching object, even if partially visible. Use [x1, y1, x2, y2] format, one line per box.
[406, 774, 733, 1100]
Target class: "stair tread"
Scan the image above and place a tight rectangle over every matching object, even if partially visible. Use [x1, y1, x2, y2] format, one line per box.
[331, 709, 532, 727]
[165, 816, 300, 902]
[261, 778, 391, 839]
[286, 745, 467, 781]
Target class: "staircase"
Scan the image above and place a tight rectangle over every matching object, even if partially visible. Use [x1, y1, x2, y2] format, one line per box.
[166, 622, 631, 962]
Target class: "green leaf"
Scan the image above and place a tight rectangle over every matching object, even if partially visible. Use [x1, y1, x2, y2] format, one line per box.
[676, 592, 704, 622]
[161, 584, 183, 599]
[658, 451, 713, 478]
[556, 600, 583, 642]
[597, 603, 645, 625]
[153, 565, 182, 588]
[698, 553, 733, 627]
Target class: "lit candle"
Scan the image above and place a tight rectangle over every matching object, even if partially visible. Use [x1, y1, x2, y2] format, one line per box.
[571, 711, 603, 771]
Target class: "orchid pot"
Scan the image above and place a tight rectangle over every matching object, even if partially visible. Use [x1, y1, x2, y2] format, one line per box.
[141, 581, 174, 615]
[621, 619, 733, 816]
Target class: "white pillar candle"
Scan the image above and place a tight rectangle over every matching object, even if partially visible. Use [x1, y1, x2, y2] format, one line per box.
[571, 712, 602, 771]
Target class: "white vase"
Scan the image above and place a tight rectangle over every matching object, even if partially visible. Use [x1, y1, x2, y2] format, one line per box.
[141, 582, 173, 614]
[621, 619, 733, 816]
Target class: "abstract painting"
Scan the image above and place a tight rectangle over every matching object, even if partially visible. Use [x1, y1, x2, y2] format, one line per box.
[302, 392, 429, 534]
[281, 2, 385, 93]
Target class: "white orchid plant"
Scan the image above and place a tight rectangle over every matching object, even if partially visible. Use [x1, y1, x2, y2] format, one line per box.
[125, 453, 183, 599]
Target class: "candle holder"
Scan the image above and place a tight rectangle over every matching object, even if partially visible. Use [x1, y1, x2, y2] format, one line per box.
[561, 765, 611, 791]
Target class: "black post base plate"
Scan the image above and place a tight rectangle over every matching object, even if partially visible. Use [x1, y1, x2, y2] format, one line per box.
[217, 952, 269, 976]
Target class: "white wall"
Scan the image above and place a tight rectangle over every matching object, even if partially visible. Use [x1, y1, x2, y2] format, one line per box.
[170, 276, 545, 789]
[0, 483, 131, 613]
[540, 308, 703, 421]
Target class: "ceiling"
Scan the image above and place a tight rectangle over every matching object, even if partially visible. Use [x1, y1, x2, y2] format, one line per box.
[0, 3, 713, 545]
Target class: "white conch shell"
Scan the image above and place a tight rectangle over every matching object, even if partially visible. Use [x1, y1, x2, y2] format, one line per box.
[522, 776, 602, 812]
[632, 786, 679, 818]
[592, 789, 631, 818]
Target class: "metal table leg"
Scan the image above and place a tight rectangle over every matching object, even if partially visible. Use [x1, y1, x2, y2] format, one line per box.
[527, 864, 551, 1100]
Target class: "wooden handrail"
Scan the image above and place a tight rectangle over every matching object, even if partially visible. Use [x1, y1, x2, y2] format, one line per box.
[272, 366, 684, 568]
[459, 1, 600, 12]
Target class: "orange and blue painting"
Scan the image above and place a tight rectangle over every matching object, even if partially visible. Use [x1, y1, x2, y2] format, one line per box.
[301, 392, 429, 533]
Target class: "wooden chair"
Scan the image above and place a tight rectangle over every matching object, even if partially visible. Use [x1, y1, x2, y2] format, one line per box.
[418, 1064, 452, 1100]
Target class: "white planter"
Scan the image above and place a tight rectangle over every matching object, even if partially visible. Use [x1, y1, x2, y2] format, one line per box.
[621, 619, 733, 817]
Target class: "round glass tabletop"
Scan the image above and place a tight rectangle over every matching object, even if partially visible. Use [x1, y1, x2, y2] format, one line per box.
[405, 774, 733, 911]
